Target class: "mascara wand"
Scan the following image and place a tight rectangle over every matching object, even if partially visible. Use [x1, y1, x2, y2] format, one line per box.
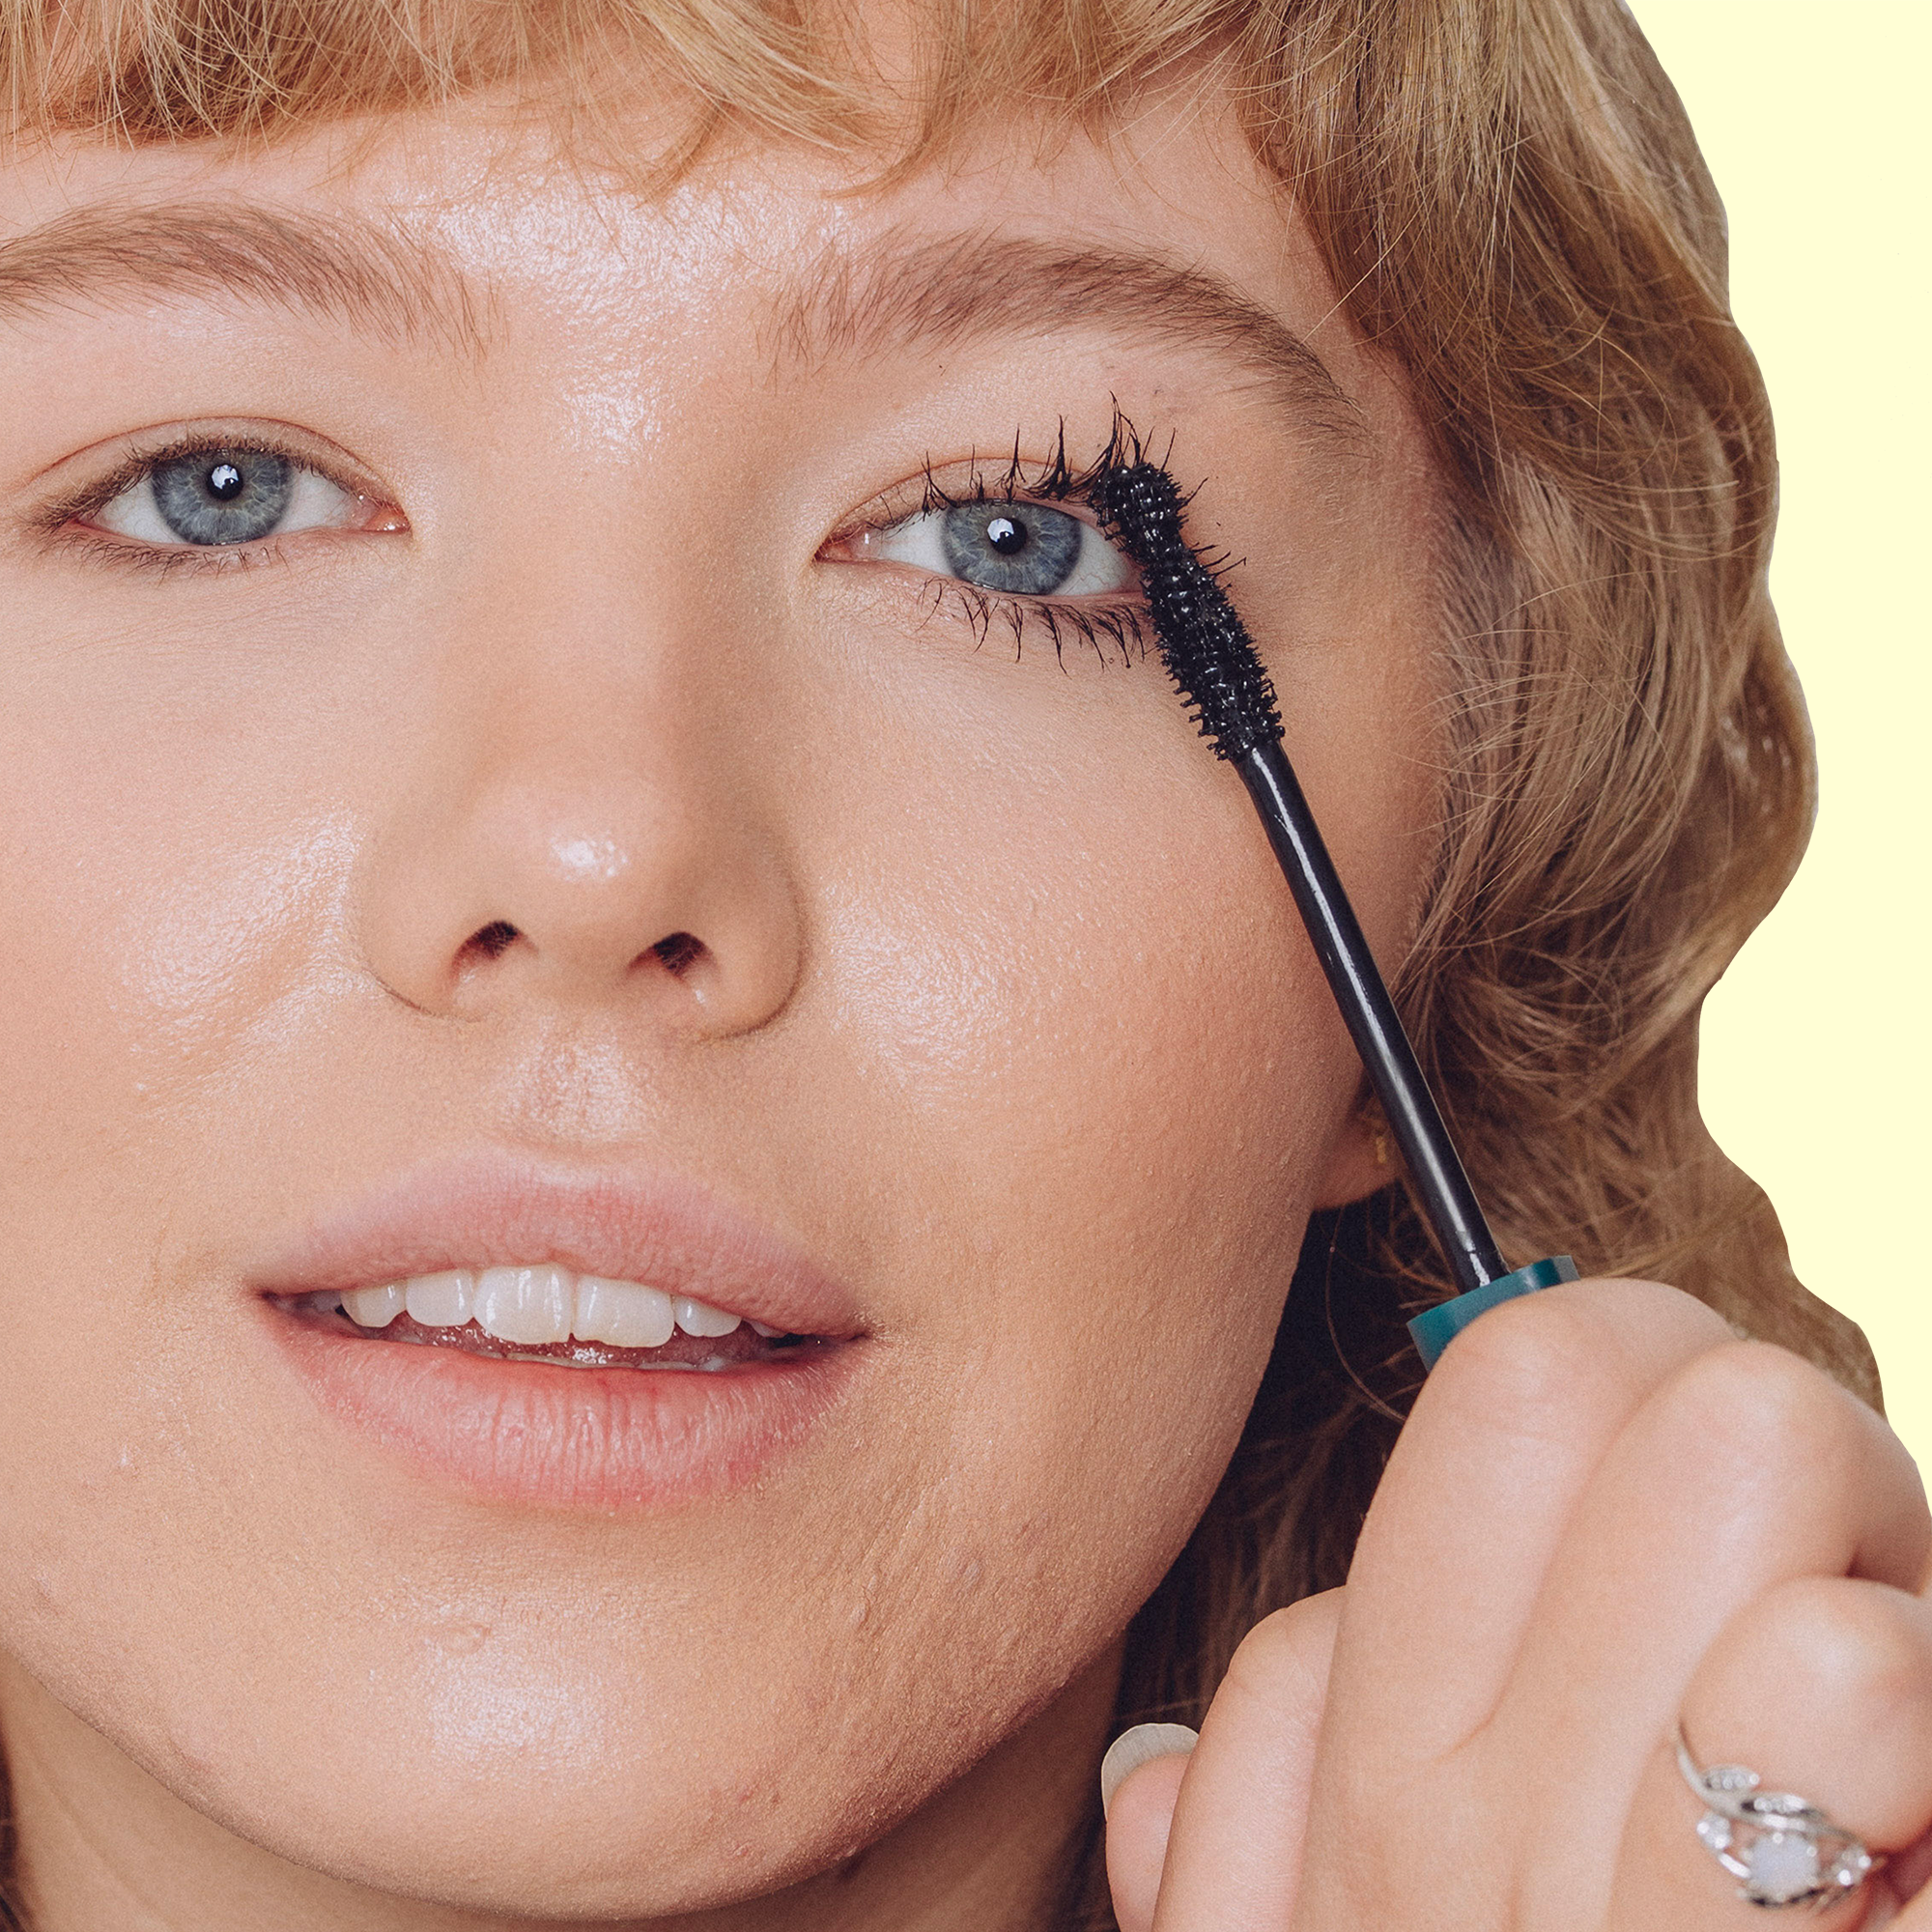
[1088, 458, 1576, 1370]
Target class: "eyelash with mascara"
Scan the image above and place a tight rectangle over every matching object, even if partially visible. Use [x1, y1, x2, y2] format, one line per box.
[844, 422, 1162, 668]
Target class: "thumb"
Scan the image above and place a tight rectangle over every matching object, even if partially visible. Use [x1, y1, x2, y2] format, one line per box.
[1103, 1724, 1200, 1932]
[1148, 1587, 1344, 1932]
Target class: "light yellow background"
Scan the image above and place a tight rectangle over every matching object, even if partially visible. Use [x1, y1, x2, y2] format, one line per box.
[1630, 3, 1930, 1465]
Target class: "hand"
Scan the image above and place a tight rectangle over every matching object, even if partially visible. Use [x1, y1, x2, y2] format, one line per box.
[1105, 1278, 1932, 1929]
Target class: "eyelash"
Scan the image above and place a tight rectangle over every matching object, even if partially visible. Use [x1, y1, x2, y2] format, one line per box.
[34, 431, 387, 577]
[854, 423, 1156, 668]
[928, 579, 1150, 668]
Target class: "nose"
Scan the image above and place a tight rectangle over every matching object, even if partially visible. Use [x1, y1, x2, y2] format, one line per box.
[354, 619, 802, 1038]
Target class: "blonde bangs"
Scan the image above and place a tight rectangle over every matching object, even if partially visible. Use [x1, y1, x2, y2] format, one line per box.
[0, 0, 1264, 155]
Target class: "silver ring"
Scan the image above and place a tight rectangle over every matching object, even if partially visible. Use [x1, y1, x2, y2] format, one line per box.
[1677, 1725, 1882, 1910]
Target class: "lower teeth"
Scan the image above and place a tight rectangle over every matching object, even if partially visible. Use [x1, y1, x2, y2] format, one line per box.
[286, 1294, 781, 1372]
[498, 1346, 734, 1373]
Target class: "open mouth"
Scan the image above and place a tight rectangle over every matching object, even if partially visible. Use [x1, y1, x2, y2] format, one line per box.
[276, 1266, 830, 1374]
[266, 1264, 858, 1508]
[251, 1159, 866, 1506]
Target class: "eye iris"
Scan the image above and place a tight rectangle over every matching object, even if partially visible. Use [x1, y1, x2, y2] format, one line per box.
[149, 448, 296, 546]
[940, 502, 1082, 595]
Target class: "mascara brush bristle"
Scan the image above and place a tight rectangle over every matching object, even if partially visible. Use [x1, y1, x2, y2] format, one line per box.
[1088, 463, 1283, 761]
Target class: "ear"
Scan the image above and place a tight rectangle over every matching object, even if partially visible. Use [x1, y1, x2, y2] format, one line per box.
[1309, 1102, 1394, 1210]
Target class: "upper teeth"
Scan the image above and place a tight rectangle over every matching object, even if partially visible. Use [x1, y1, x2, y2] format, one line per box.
[340, 1268, 744, 1349]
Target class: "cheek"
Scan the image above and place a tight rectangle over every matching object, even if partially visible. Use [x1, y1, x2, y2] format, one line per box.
[808, 717, 1365, 1536]
[0, 636, 355, 1159]
[780, 590, 1432, 1689]
[0, 641, 371, 1817]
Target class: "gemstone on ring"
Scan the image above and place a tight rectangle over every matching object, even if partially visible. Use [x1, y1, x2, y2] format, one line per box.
[1676, 1730, 1880, 1910]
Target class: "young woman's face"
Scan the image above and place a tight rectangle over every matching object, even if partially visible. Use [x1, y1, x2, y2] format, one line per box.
[0, 71, 1440, 1923]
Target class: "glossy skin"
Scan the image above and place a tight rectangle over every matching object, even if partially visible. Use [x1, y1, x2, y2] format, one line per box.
[0, 60, 1926, 1932]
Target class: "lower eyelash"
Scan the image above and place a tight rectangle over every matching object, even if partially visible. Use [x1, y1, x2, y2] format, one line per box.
[923, 577, 1151, 668]
[38, 519, 301, 578]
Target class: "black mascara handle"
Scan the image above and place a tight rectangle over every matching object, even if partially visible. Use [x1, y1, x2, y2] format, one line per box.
[1235, 739, 1507, 1299]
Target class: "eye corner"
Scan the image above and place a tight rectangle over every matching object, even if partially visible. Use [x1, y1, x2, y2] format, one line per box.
[812, 525, 867, 564]
[347, 495, 412, 537]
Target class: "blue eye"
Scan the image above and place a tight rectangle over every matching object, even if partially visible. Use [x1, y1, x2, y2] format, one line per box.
[149, 449, 294, 545]
[939, 502, 1085, 595]
[857, 499, 1135, 598]
[89, 444, 374, 548]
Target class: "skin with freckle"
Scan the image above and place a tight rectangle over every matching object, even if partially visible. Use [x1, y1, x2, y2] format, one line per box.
[0, 75, 1434, 1932]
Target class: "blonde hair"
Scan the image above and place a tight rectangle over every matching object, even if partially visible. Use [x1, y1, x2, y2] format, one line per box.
[0, 1, 1878, 1924]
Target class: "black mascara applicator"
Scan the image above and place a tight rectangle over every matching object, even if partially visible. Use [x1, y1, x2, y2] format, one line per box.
[1088, 454, 1576, 1370]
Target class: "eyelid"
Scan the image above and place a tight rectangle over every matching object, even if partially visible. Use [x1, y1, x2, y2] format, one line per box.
[26, 418, 403, 536]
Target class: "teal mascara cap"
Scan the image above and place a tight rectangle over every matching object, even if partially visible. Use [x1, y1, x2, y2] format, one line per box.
[1406, 1256, 1581, 1371]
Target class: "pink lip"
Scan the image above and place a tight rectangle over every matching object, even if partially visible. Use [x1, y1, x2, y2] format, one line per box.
[251, 1153, 867, 1510]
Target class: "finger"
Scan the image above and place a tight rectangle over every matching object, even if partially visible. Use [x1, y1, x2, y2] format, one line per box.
[1884, 1828, 1932, 1914]
[1105, 1746, 1193, 1932]
[1608, 1577, 1932, 1927]
[1499, 1343, 1931, 1912]
[1332, 1277, 1732, 1762]
[1151, 1588, 1342, 1932]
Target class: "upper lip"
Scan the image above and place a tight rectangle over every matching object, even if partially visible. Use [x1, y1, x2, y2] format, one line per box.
[245, 1152, 865, 1338]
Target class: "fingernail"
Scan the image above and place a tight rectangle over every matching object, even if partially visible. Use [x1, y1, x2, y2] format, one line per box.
[1099, 1721, 1199, 1819]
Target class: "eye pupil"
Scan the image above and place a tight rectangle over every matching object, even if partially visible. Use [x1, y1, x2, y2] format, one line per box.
[206, 462, 244, 501]
[985, 516, 1027, 555]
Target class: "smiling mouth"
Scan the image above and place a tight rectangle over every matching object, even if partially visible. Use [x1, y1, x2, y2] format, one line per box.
[276, 1267, 826, 1374]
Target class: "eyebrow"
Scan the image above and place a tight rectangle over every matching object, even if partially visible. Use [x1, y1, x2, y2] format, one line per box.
[0, 204, 1363, 447]
[0, 201, 489, 355]
[774, 231, 1371, 452]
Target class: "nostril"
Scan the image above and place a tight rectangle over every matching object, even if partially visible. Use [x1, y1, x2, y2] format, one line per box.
[651, 931, 706, 978]
[463, 920, 521, 962]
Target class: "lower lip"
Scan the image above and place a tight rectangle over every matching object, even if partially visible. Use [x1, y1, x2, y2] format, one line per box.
[269, 1310, 862, 1510]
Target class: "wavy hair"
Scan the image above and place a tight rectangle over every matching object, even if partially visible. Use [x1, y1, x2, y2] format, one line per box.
[0, 1, 1876, 1923]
